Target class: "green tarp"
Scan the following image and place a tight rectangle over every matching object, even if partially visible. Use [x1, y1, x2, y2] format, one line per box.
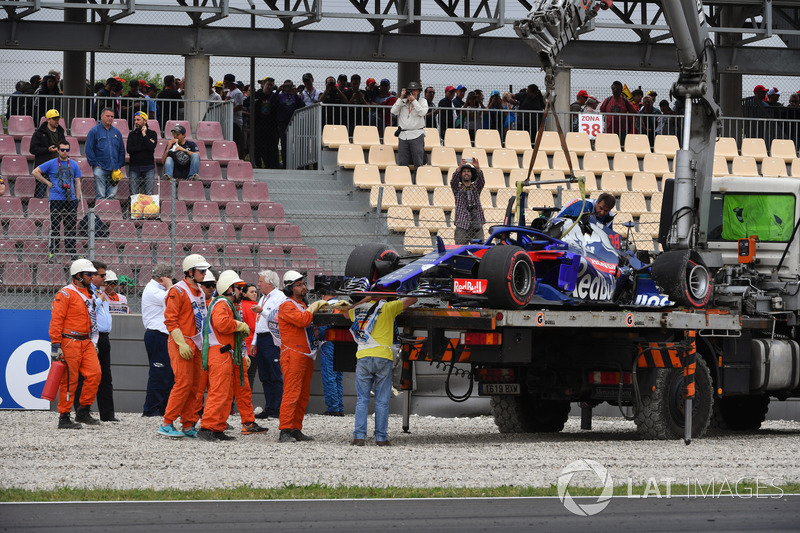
[721, 194, 795, 242]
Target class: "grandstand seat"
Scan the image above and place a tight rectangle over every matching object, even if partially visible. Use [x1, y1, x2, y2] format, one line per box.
[490, 149, 519, 173]
[0, 240, 19, 263]
[92, 242, 119, 264]
[504, 130, 532, 154]
[770, 139, 798, 163]
[95, 199, 124, 221]
[210, 141, 239, 163]
[382, 127, 399, 149]
[631, 172, 659, 194]
[653, 135, 680, 160]
[258, 245, 288, 270]
[116, 178, 130, 201]
[147, 120, 162, 139]
[69, 117, 97, 142]
[19, 135, 34, 160]
[191, 201, 221, 224]
[274, 224, 302, 250]
[418, 207, 447, 232]
[12, 176, 36, 198]
[714, 137, 739, 161]
[619, 192, 647, 216]
[3, 264, 33, 286]
[190, 243, 221, 264]
[612, 211, 634, 229]
[792, 159, 800, 178]
[368, 145, 397, 169]
[612, 152, 640, 176]
[177, 180, 206, 205]
[565, 132, 592, 156]
[630, 233, 655, 252]
[71, 156, 92, 178]
[759, 157, 788, 178]
[160, 200, 188, 220]
[443, 129, 472, 151]
[637, 213, 661, 238]
[140, 220, 169, 240]
[594, 133, 622, 155]
[623, 134, 652, 157]
[223, 244, 254, 269]
[0, 136, 16, 156]
[337, 144, 365, 169]
[740, 138, 768, 162]
[369, 185, 398, 209]
[384, 165, 413, 188]
[480, 188, 493, 209]
[429, 147, 458, 171]
[461, 148, 489, 169]
[223, 202, 254, 225]
[7, 115, 35, 140]
[209, 181, 239, 206]
[731, 156, 758, 177]
[600, 171, 629, 195]
[552, 151, 581, 173]
[521, 150, 550, 173]
[386, 206, 415, 232]
[240, 223, 270, 244]
[6, 218, 38, 242]
[195, 121, 224, 144]
[414, 166, 444, 189]
[483, 208, 506, 224]
[559, 190, 582, 208]
[535, 169, 565, 190]
[400, 186, 428, 210]
[154, 139, 169, 161]
[352, 126, 381, 148]
[37, 264, 68, 288]
[432, 187, 456, 212]
[241, 182, 269, 204]
[26, 198, 49, 220]
[108, 220, 137, 246]
[650, 192, 663, 213]
[527, 189, 556, 209]
[193, 142, 208, 160]
[353, 164, 382, 189]
[2, 155, 30, 177]
[642, 153, 670, 177]
[206, 222, 236, 242]
[482, 168, 506, 191]
[404, 227, 432, 254]
[256, 202, 287, 227]
[494, 189, 517, 212]
[713, 155, 729, 177]
[65, 136, 81, 156]
[474, 129, 503, 151]
[112, 119, 130, 137]
[198, 160, 223, 182]
[225, 160, 254, 183]
[582, 152, 610, 173]
[173, 221, 202, 246]
[576, 171, 597, 191]
[121, 242, 152, 266]
[423, 128, 441, 150]
[164, 120, 192, 139]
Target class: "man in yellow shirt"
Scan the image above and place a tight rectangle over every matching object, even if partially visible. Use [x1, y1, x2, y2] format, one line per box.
[349, 295, 416, 446]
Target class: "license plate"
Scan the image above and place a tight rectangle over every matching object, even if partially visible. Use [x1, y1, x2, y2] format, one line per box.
[479, 383, 520, 395]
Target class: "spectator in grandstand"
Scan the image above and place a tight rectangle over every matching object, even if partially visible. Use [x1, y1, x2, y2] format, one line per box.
[86, 107, 126, 200]
[29, 74, 41, 92]
[364, 77, 380, 104]
[104, 270, 129, 314]
[600, 81, 638, 143]
[453, 85, 466, 108]
[32, 140, 81, 260]
[767, 87, 783, 107]
[141, 263, 175, 417]
[570, 90, 589, 131]
[301, 73, 320, 105]
[127, 111, 158, 196]
[122, 80, 144, 128]
[423, 86, 438, 130]
[789, 93, 800, 108]
[501, 91, 519, 135]
[222, 74, 246, 160]
[33, 75, 60, 125]
[251, 269, 285, 420]
[213, 80, 224, 99]
[583, 97, 599, 113]
[277, 270, 330, 442]
[162, 124, 200, 181]
[253, 77, 280, 169]
[459, 91, 481, 141]
[5, 81, 31, 121]
[94, 77, 119, 119]
[637, 95, 662, 145]
[438, 85, 457, 136]
[73, 260, 118, 422]
[742, 84, 771, 120]
[144, 83, 158, 119]
[271, 79, 305, 169]
[374, 79, 398, 132]
[157, 75, 183, 130]
[517, 84, 545, 140]
[320, 75, 349, 127]
[158, 253, 212, 439]
[391, 81, 428, 171]
[486, 90, 504, 134]
[655, 99, 678, 136]
[349, 294, 417, 446]
[557, 192, 616, 229]
[451, 159, 486, 245]
[630, 88, 644, 110]
[347, 75, 369, 131]
[29, 108, 67, 198]
[48, 258, 102, 429]
[240, 283, 259, 391]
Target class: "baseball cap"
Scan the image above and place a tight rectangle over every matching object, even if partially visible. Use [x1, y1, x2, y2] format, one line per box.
[224, 73, 236, 82]
[365, 78, 377, 86]
[768, 87, 781, 96]
[490, 90, 500, 97]
[577, 89, 590, 98]
[445, 85, 456, 92]
[258, 76, 270, 83]
[170, 124, 186, 135]
[456, 85, 466, 91]
[138, 79, 148, 87]
[754, 84, 768, 92]
[213, 80, 223, 88]
[30, 75, 41, 84]
[380, 78, 390, 86]
[45, 109, 60, 119]
[113, 76, 126, 83]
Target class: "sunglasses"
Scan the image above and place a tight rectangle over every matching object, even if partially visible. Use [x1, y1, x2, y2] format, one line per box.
[201, 282, 216, 288]
[97, 273, 106, 277]
[105, 282, 118, 286]
[195, 268, 207, 274]
[134, 112, 146, 117]
[59, 148, 70, 152]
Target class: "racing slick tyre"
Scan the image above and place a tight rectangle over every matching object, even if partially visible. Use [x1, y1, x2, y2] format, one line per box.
[344, 243, 400, 283]
[477, 245, 535, 309]
[710, 394, 770, 431]
[651, 250, 712, 308]
[634, 357, 713, 440]
[491, 394, 570, 433]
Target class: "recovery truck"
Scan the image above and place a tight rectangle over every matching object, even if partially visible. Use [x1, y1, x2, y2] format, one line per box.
[315, 0, 800, 441]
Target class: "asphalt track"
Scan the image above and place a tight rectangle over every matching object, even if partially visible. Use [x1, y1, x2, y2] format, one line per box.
[2, 495, 798, 532]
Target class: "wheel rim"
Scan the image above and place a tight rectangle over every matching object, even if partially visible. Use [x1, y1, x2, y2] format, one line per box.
[512, 259, 534, 296]
[687, 263, 710, 300]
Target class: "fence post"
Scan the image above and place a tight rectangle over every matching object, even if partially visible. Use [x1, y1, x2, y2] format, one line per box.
[170, 178, 177, 269]
[87, 206, 96, 261]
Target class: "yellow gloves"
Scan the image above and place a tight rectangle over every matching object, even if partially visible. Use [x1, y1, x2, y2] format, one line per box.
[330, 300, 350, 308]
[235, 321, 251, 336]
[244, 355, 251, 370]
[307, 300, 329, 315]
[170, 329, 193, 360]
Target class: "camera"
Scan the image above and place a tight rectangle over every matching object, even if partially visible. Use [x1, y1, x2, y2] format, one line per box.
[60, 181, 71, 191]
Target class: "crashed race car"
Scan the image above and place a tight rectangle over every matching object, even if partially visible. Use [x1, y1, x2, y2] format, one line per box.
[316, 182, 712, 310]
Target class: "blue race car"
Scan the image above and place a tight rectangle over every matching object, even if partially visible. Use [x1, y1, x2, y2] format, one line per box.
[316, 189, 712, 310]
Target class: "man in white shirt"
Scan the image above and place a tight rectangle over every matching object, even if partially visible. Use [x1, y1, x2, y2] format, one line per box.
[251, 269, 285, 420]
[141, 263, 175, 417]
[391, 81, 428, 171]
[223, 73, 245, 159]
[300, 73, 320, 106]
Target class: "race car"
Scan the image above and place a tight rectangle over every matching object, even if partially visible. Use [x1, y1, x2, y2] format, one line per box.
[315, 188, 712, 310]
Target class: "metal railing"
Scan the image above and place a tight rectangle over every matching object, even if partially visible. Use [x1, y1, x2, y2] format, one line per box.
[286, 103, 322, 170]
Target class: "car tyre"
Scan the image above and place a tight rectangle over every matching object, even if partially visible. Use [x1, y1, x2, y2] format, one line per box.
[345, 243, 399, 282]
[477, 245, 535, 309]
[651, 250, 711, 308]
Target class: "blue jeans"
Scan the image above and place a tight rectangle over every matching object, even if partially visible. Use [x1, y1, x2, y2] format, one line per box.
[256, 333, 283, 417]
[142, 330, 174, 416]
[354, 356, 393, 442]
[164, 152, 201, 179]
[93, 167, 118, 200]
[129, 167, 155, 196]
[319, 341, 343, 413]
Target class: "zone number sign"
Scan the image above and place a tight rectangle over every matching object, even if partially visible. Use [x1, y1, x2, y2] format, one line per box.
[579, 113, 604, 139]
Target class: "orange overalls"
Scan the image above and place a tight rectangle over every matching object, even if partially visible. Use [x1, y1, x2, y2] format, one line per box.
[49, 283, 102, 415]
[201, 298, 239, 432]
[277, 298, 316, 431]
[163, 280, 205, 430]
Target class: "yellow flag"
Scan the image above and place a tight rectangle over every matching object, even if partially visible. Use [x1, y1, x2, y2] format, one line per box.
[622, 84, 634, 103]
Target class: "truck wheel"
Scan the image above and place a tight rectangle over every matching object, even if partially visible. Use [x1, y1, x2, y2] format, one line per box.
[634, 357, 713, 440]
[477, 245, 535, 309]
[711, 395, 770, 431]
[491, 395, 570, 433]
[651, 250, 711, 308]
[344, 243, 399, 282]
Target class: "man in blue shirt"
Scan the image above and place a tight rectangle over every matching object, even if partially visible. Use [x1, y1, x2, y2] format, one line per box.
[161, 124, 200, 180]
[557, 192, 616, 229]
[85, 107, 125, 200]
[32, 140, 82, 260]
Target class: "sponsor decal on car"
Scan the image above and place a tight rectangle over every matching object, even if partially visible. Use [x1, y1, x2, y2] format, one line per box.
[453, 278, 488, 295]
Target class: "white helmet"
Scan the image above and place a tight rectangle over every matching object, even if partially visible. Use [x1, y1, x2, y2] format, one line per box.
[217, 270, 245, 295]
[283, 270, 304, 288]
[70, 258, 97, 276]
[203, 270, 216, 283]
[182, 254, 211, 273]
[104, 270, 118, 282]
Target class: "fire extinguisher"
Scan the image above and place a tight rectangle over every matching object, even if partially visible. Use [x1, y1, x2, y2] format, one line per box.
[41, 360, 66, 402]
